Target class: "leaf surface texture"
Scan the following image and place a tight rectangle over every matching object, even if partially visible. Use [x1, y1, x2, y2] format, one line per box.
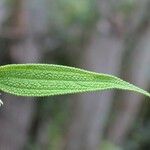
[0, 64, 149, 97]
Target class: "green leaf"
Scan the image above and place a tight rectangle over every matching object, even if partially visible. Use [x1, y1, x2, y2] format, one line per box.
[0, 64, 150, 98]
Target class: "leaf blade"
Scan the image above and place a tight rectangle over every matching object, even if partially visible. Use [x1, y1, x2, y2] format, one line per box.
[0, 64, 149, 98]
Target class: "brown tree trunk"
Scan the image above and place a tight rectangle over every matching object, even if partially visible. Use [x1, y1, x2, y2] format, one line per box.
[108, 26, 150, 145]
[0, 0, 41, 149]
[65, 15, 124, 150]
[107, 0, 150, 145]
[64, 0, 127, 149]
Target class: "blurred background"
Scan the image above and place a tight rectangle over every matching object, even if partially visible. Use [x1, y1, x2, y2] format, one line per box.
[0, 0, 150, 150]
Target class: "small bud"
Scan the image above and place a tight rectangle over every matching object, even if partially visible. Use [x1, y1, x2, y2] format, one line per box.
[0, 99, 3, 106]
